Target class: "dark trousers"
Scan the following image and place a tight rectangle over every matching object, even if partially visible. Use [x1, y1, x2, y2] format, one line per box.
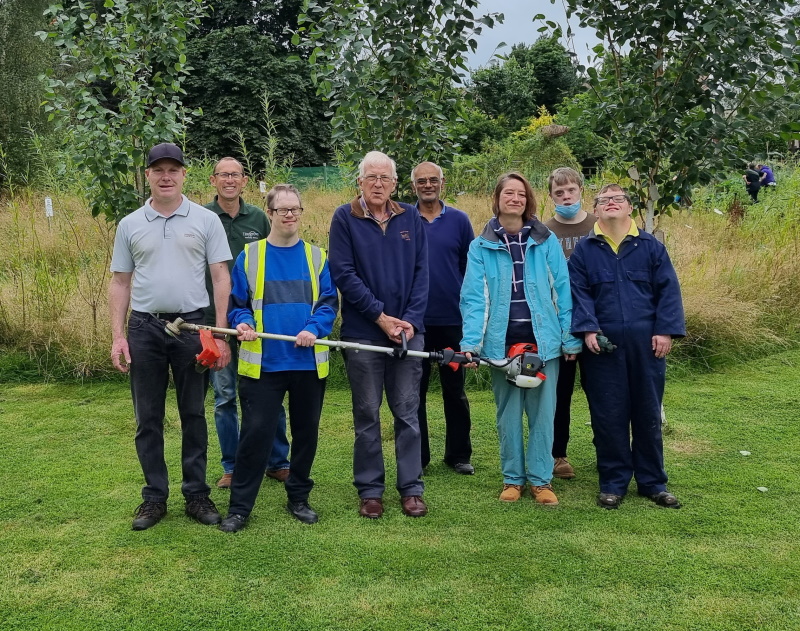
[418, 325, 472, 467]
[228, 370, 325, 517]
[128, 310, 210, 503]
[552, 355, 583, 458]
[343, 335, 425, 498]
[580, 323, 668, 497]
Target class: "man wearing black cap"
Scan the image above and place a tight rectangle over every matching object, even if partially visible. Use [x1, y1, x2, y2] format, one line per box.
[109, 142, 233, 530]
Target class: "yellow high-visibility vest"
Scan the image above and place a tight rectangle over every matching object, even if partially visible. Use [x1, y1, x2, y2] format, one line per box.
[238, 239, 330, 379]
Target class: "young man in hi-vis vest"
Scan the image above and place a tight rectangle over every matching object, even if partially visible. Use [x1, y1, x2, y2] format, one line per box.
[220, 184, 338, 531]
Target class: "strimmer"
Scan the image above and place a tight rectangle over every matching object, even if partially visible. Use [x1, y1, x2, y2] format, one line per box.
[164, 318, 548, 388]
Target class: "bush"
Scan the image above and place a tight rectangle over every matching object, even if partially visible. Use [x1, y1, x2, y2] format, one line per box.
[447, 134, 580, 194]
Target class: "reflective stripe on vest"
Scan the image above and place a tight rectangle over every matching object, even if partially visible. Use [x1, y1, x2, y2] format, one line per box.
[238, 240, 330, 379]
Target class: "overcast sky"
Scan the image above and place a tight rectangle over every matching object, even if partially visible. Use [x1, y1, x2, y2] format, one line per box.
[466, 0, 601, 71]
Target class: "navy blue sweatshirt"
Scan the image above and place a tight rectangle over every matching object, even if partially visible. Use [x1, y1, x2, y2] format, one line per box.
[419, 203, 474, 327]
[329, 198, 429, 340]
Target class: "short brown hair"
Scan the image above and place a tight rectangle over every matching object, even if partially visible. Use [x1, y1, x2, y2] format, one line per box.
[548, 167, 583, 192]
[212, 156, 245, 174]
[593, 184, 630, 207]
[492, 172, 537, 222]
[266, 183, 302, 209]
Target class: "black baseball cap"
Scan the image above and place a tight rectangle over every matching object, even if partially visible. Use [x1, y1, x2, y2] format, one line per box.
[146, 143, 185, 167]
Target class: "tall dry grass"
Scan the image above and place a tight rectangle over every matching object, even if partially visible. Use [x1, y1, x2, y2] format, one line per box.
[1, 176, 798, 380]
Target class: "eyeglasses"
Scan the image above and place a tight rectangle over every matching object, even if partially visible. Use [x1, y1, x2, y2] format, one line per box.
[415, 177, 440, 186]
[270, 207, 304, 216]
[213, 172, 244, 180]
[595, 195, 629, 206]
[362, 175, 395, 185]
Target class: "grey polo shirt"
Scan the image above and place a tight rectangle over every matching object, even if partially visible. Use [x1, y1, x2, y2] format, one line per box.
[110, 195, 232, 313]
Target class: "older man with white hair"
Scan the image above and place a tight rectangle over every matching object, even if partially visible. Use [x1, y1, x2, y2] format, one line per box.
[328, 151, 429, 519]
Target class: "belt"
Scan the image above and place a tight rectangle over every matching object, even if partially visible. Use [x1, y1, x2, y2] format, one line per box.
[131, 309, 204, 321]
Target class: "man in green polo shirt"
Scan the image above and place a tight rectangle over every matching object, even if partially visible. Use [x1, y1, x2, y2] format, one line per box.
[204, 157, 291, 489]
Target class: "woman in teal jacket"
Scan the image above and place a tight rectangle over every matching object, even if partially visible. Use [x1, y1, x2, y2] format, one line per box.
[460, 172, 581, 505]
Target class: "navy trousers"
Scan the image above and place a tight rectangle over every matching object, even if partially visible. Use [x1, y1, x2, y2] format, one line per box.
[580, 323, 668, 496]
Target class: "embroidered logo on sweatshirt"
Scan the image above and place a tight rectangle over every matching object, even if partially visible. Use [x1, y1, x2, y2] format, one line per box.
[399, 230, 410, 241]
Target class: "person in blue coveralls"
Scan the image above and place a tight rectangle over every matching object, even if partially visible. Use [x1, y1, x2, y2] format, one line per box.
[568, 184, 686, 510]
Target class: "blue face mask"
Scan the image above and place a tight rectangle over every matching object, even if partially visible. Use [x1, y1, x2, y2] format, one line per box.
[555, 201, 582, 219]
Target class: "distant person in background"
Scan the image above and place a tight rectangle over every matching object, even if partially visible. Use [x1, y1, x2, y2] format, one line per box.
[544, 167, 596, 481]
[412, 161, 475, 476]
[460, 172, 581, 506]
[569, 184, 686, 510]
[743, 163, 761, 202]
[204, 157, 291, 489]
[757, 163, 777, 189]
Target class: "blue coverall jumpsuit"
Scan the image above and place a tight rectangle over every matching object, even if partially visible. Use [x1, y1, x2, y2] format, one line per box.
[568, 229, 686, 497]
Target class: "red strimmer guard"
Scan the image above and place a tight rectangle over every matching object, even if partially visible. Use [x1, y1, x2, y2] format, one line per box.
[194, 329, 221, 372]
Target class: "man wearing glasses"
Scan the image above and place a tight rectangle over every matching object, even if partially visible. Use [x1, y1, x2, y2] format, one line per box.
[204, 158, 291, 490]
[411, 161, 475, 476]
[568, 184, 686, 510]
[328, 151, 429, 519]
[220, 184, 338, 531]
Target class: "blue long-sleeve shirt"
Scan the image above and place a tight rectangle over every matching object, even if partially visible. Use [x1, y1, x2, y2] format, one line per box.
[419, 203, 474, 327]
[228, 240, 338, 372]
[328, 198, 428, 340]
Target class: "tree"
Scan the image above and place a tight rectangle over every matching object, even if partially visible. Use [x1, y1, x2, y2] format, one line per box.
[39, 0, 205, 222]
[183, 1, 331, 167]
[469, 37, 579, 132]
[296, 0, 502, 189]
[0, 0, 52, 185]
[470, 58, 540, 129]
[559, 0, 800, 231]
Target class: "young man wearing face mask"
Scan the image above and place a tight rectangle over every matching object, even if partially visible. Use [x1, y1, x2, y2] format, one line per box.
[544, 167, 595, 480]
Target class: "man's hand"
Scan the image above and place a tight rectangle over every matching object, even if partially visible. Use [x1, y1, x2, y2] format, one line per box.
[376, 313, 414, 344]
[236, 323, 258, 342]
[295, 330, 317, 347]
[111, 337, 131, 373]
[652, 334, 672, 359]
[214, 338, 231, 370]
[584, 331, 601, 354]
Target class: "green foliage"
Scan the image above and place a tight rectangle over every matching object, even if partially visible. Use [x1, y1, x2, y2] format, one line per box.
[560, 0, 800, 231]
[470, 38, 579, 129]
[449, 103, 508, 156]
[447, 134, 579, 194]
[196, 0, 304, 50]
[296, 0, 502, 192]
[554, 92, 614, 168]
[0, 0, 52, 187]
[38, 0, 206, 222]
[183, 24, 331, 167]
[470, 57, 540, 129]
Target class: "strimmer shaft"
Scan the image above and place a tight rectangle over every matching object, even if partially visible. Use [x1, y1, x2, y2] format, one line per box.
[168, 318, 433, 359]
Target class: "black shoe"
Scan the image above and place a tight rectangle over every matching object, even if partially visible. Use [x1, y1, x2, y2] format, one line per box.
[597, 493, 623, 510]
[219, 513, 247, 533]
[644, 491, 681, 509]
[132, 501, 167, 531]
[287, 501, 319, 524]
[450, 462, 475, 475]
[185, 497, 221, 525]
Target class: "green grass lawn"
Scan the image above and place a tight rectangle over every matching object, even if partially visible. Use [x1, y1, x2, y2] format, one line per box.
[2, 352, 799, 631]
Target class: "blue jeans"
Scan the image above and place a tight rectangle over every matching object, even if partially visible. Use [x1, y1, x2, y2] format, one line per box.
[491, 360, 559, 486]
[343, 335, 425, 498]
[210, 351, 290, 474]
[128, 310, 210, 502]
